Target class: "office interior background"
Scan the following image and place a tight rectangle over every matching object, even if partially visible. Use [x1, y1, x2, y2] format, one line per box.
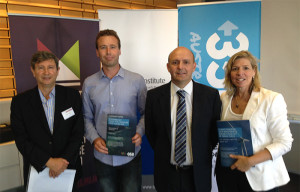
[0, 0, 299, 191]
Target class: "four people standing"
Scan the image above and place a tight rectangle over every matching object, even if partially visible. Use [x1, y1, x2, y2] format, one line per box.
[10, 30, 293, 192]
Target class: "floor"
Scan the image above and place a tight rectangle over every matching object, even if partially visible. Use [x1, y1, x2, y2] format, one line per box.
[2, 172, 299, 192]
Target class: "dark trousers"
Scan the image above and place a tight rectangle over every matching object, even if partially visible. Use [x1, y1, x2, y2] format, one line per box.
[216, 167, 279, 192]
[94, 152, 142, 192]
[164, 165, 196, 192]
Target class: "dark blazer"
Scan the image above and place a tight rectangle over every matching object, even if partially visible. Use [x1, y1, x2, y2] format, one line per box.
[10, 85, 84, 186]
[145, 81, 221, 192]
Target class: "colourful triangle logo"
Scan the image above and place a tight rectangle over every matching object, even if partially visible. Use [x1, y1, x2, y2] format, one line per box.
[60, 41, 80, 78]
[37, 39, 51, 52]
[36, 39, 80, 79]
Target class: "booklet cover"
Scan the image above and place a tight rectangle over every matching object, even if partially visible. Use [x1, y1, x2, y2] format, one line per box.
[217, 120, 253, 167]
[106, 114, 136, 157]
[27, 166, 75, 192]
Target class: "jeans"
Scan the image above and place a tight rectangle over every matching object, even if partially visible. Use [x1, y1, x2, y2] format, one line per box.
[94, 152, 142, 192]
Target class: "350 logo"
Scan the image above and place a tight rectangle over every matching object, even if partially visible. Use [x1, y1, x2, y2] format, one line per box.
[127, 152, 134, 157]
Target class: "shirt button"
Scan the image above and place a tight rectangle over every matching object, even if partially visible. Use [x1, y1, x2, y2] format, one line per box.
[49, 141, 52, 145]
[111, 104, 114, 108]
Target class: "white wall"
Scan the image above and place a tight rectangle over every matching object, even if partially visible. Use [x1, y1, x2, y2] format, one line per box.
[260, 0, 300, 174]
[261, 0, 300, 116]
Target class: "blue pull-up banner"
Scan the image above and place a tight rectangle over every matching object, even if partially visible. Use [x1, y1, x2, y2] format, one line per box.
[178, 1, 261, 91]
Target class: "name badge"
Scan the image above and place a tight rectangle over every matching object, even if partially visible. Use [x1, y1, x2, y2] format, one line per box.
[61, 107, 75, 120]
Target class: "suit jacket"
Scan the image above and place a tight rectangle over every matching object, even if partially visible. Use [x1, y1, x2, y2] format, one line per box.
[10, 85, 84, 186]
[145, 81, 221, 192]
[217, 88, 293, 191]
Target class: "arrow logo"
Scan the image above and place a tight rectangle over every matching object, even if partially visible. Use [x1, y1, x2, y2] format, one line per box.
[218, 20, 238, 36]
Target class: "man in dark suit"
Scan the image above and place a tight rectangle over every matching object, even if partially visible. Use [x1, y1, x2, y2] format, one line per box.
[10, 51, 84, 190]
[145, 47, 221, 192]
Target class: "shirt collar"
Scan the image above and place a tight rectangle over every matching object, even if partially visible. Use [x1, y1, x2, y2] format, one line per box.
[99, 65, 125, 79]
[171, 80, 193, 97]
[38, 87, 55, 103]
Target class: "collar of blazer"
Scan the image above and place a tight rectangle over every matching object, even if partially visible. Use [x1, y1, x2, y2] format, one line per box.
[221, 90, 260, 120]
[161, 82, 172, 142]
[29, 86, 53, 135]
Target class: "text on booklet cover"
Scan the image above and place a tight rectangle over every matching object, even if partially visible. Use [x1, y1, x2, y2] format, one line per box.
[217, 120, 253, 167]
[107, 114, 136, 157]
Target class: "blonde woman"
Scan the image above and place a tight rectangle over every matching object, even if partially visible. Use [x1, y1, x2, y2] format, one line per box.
[216, 50, 293, 192]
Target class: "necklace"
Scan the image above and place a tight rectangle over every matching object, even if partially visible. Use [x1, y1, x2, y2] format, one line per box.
[234, 93, 251, 109]
[235, 96, 239, 108]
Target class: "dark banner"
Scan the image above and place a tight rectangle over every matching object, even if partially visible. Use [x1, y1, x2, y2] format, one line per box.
[9, 14, 100, 192]
[9, 14, 100, 93]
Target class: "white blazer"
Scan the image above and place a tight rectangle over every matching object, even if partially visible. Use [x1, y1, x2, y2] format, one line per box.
[221, 88, 293, 191]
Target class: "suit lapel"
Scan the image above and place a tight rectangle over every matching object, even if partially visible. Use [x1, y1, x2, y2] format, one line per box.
[160, 83, 172, 142]
[243, 90, 260, 120]
[53, 85, 63, 135]
[191, 81, 204, 131]
[30, 87, 52, 135]
[221, 93, 232, 119]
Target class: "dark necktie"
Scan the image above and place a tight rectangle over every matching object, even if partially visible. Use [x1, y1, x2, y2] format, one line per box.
[175, 90, 187, 166]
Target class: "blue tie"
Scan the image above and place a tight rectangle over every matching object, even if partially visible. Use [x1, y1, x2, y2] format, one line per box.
[175, 90, 187, 166]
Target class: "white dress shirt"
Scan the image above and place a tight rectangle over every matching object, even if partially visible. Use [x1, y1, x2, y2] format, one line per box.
[170, 81, 193, 166]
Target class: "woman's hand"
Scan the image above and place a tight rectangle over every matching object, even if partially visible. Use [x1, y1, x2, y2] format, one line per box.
[230, 155, 253, 172]
[230, 148, 272, 172]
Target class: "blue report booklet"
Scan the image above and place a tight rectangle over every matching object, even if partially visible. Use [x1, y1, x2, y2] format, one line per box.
[217, 120, 253, 167]
[106, 115, 136, 157]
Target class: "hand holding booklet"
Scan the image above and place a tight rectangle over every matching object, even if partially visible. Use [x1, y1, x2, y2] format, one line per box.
[27, 166, 76, 192]
[106, 114, 136, 157]
[217, 120, 254, 167]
